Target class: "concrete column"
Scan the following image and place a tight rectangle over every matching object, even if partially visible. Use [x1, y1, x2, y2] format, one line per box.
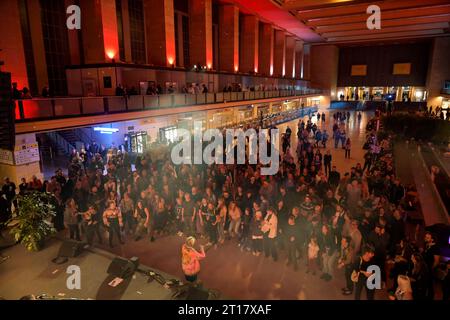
[80, 0, 119, 63]
[294, 40, 303, 79]
[65, 0, 81, 65]
[273, 30, 286, 77]
[303, 43, 311, 80]
[176, 12, 184, 67]
[240, 15, 259, 74]
[218, 5, 239, 72]
[0, 0, 28, 89]
[310, 44, 339, 107]
[27, 0, 48, 91]
[144, 0, 176, 67]
[426, 37, 450, 107]
[258, 23, 274, 77]
[189, 0, 213, 68]
[285, 36, 296, 79]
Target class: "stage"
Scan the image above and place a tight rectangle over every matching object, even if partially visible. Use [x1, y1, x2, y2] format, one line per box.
[0, 236, 213, 300]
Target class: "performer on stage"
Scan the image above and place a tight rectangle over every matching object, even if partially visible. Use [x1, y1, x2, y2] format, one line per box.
[181, 236, 206, 283]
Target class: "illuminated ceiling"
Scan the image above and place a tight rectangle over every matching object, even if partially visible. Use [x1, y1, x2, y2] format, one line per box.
[222, 0, 450, 44]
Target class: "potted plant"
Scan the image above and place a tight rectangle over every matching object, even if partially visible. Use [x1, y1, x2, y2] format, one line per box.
[8, 192, 57, 251]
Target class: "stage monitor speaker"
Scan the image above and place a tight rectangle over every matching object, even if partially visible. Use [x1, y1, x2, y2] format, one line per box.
[107, 257, 138, 279]
[57, 240, 84, 258]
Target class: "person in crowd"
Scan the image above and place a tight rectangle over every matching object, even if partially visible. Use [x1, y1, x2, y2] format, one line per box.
[423, 232, 440, 300]
[82, 204, 102, 246]
[103, 200, 124, 247]
[64, 198, 81, 241]
[353, 245, 376, 300]
[393, 275, 413, 300]
[320, 224, 338, 281]
[12, 83, 22, 99]
[250, 210, 264, 256]
[41, 85, 51, 97]
[344, 138, 351, 159]
[306, 236, 320, 275]
[338, 236, 355, 295]
[262, 207, 278, 262]
[410, 252, 429, 300]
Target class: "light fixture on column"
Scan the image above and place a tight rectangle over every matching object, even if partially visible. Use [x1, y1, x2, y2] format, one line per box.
[168, 57, 175, 68]
[106, 50, 116, 62]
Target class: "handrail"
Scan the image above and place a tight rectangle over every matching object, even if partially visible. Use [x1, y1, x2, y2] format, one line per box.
[15, 89, 323, 122]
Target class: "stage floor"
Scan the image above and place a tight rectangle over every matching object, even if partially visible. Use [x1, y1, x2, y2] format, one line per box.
[0, 237, 199, 300]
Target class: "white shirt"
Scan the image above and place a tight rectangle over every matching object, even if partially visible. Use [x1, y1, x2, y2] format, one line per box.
[262, 213, 278, 239]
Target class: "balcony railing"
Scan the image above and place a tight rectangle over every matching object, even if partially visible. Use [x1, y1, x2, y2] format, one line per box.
[14, 89, 322, 122]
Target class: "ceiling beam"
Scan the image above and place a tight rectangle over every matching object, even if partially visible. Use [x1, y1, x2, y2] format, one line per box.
[283, 0, 373, 11]
[326, 29, 444, 42]
[296, 0, 450, 20]
[320, 22, 449, 38]
[304, 5, 450, 27]
[315, 14, 450, 33]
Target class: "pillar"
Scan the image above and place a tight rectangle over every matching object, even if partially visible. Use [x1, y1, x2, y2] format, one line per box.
[27, 0, 48, 91]
[295, 40, 303, 79]
[285, 36, 296, 79]
[259, 23, 274, 76]
[80, 0, 119, 63]
[189, 0, 213, 68]
[273, 30, 286, 77]
[240, 15, 259, 74]
[218, 5, 239, 72]
[426, 37, 450, 107]
[121, 0, 133, 63]
[303, 43, 311, 80]
[0, 0, 28, 89]
[144, 0, 176, 67]
[310, 44, 339, 107]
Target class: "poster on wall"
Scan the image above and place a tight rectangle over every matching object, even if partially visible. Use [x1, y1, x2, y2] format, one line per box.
[14, 143, 40, 165]
[351, 65, 367, 76]
[0, 149, 14, 165]
[393, 63, 411, 75]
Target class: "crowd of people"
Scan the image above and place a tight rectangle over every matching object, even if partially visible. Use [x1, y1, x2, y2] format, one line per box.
[1, 109, 449, 300]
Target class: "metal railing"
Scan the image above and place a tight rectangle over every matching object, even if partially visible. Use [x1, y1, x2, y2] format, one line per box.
[15, 89, 322, 122]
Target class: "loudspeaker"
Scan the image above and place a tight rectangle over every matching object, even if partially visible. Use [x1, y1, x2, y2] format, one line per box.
[107, 257, 138, 279]
[57, 240, 84, 258]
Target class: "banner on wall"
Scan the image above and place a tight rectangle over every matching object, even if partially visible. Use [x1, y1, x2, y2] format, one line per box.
[393, 63, 411, 75]
[14, 143, 40, 165]
[0, 149, 14, 165]
[351, 65, 367, 76]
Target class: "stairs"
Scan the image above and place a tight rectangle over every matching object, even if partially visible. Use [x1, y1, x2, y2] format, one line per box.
[58, 130, 81, 147]
[45, 131, 76, 157]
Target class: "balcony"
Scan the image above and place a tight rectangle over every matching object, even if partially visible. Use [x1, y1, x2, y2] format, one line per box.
[14, 89, 322, 122]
